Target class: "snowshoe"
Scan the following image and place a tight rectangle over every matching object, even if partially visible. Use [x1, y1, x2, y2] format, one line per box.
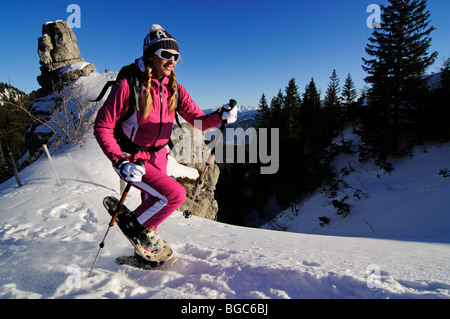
[115, 250, 178, 270]
[103, 196, 174, 262]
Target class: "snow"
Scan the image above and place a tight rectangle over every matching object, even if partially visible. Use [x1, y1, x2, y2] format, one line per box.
[59, 62, 92, 74]
[0, 73, 449, 300]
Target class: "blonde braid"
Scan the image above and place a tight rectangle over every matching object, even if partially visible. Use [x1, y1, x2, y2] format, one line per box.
[142, 67, 153, 120]
[168, 70, 178, 117]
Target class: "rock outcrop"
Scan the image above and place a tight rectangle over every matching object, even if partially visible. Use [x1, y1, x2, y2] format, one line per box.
[171, 122, 220, 221]
[27, 21, 97, 156]
[37, 20, 96, 96]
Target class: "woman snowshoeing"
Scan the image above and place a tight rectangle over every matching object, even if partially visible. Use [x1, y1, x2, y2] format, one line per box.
[94, 24, 237, 258]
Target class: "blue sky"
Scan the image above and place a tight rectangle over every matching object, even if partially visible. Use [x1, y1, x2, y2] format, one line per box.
[1, 0, 449, 109]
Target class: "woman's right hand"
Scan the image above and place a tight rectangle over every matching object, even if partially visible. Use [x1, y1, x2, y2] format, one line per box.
[219, 103, 238, 124]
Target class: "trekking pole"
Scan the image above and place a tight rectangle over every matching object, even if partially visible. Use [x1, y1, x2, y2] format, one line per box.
[88, 158, 144, 276]
[183, 99, 237, 218]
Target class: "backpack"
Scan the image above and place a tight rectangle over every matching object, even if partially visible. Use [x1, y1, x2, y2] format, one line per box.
[91, 63, 182, 154]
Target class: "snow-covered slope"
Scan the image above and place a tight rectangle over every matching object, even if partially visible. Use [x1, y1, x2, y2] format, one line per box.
[0, 72, 449, 300]
[0, 136, 449, 299]
[263, 129, 450, 243]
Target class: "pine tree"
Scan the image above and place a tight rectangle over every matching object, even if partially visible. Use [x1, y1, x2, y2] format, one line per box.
[300, 78, 321, 151]
[270, 90, 284, 131]
[323, 69, 341, 111]
[424, 58, 450, 141]
[323, 69, 344, 138]
[341, 73, 359, 122]
[362, 0, 437, 156]
[255, 93, 271, 129]
[283, 78, 301, 140]
[438, 59, 450, 139]
[302, 78, 321, 110]
[0, 84, 34, 183]
[440, 58, 450, 91]
[247, 93, 276, 222]
[341, 73, 358, 109]
[265, 80, 302, 208]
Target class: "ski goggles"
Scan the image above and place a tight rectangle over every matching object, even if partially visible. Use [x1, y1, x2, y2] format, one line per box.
[155, 49, 180, 62]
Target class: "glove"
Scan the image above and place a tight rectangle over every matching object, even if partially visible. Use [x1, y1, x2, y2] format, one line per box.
[114, 159, 146, 183]
[219, 103, 238, 124]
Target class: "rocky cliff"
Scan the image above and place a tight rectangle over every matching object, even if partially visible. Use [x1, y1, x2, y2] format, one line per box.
[27, 21, 97, 156]
[37, 20, 96, 96]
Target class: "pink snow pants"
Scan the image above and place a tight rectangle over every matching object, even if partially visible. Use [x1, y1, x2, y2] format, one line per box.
[130, 161, 186, 231]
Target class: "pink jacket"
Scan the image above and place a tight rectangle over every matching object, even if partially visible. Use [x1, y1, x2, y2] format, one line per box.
[94, 59, 223, 171]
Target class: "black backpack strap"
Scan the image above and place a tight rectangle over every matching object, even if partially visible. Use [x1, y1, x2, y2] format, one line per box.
[90, 63, 141, 104]
[132, 142, 170, 153]
[120, 73, 140, 123]
[173, 87, 182, 128]
[89, 80, 116, 102]
[122, 63, 141, 117]
[167, 87, 184, 157]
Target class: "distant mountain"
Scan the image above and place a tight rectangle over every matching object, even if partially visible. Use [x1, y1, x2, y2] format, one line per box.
[423, 72, 442, 90]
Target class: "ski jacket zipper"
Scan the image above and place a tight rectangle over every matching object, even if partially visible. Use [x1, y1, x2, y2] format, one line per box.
[148, 85, 164, 159]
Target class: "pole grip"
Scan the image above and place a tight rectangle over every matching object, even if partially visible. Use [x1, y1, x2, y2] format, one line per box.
[221, 99, 237, 126]
[109, 158, 144, 226]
